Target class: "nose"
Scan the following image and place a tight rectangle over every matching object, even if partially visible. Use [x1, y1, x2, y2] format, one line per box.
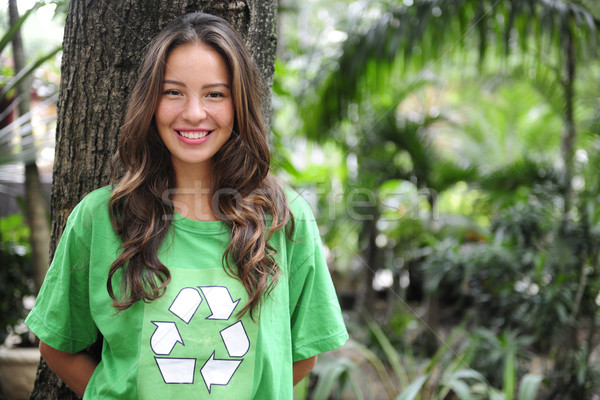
[182, 95, 207, 122]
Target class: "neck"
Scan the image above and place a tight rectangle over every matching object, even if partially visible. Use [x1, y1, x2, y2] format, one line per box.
[170, 167, 217, 222]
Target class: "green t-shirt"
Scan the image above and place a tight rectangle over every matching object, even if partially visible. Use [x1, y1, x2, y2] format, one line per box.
[26, 186, 348, 399]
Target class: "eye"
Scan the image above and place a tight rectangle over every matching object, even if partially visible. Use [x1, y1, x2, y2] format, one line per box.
[206, 92, 224, 99]
[163, 89, 182, 96]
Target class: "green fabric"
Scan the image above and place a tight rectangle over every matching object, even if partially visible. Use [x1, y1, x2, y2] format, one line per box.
[25, 186, 348, 399]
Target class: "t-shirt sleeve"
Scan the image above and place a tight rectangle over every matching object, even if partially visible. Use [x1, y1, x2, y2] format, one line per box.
[25, 198, 100, 353]
[287, 193, 348, 362]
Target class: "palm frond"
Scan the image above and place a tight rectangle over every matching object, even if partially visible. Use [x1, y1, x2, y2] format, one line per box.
[0, 2, 42, 56]
[478, 157, 560, 193]
[0, 46, 61, 99]
[304, 0, 599, 138]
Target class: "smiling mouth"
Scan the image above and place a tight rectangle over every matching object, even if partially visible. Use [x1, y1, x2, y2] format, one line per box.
[176, 130, 213, 139]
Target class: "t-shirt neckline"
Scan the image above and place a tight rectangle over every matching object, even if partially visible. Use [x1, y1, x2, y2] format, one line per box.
[171, 211, 229, 234]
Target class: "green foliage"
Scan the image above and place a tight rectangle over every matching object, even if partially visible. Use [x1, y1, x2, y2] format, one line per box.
[0, 213, 33, 345]
[395, 375, 428, 400]
[293, 375, 309, 400]
[303, 0, 599, 139]
[310, 355, 366, 400]
[350, 315, 543, 399]
[0, 46, 61, 100]
[0, 1, 62, 165]
[0, 2, 41, 56]
[517, 374, 543, 400]
[275, 0, 600, 397]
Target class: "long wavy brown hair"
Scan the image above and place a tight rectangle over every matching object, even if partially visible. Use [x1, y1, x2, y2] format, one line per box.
[108, 13, 292, 319]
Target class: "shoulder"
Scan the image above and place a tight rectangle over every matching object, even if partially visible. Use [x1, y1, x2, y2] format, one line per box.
[66, 185, 112, 227]
[283, 187, 322, 245]
[80, 185, 112, 205]
[284, 187, 317, 223]
[53, 186, 115, 252]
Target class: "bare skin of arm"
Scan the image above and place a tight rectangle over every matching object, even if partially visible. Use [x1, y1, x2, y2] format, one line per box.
[39, 341, 98, 398]
[293, 355, 318, 386]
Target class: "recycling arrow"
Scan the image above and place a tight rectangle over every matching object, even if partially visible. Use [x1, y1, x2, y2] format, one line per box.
[220, 321, 250, 358]
[150, 321, 183, 355]
[199, 286, 240, 320]
[155, 357, 196, 384]
[169, 287, 202, 324]
[200, 351, 242, 393]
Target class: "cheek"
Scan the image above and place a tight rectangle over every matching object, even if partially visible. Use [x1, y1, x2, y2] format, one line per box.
[217, 104, 235, 128]
[155, 102, 177, 126]
[154, 104, 166, 126]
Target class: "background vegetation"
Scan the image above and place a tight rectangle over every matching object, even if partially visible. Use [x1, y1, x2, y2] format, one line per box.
[0, 0, 62, 349]
[2, 0, 600, 399]
[275, 0, 600, 398]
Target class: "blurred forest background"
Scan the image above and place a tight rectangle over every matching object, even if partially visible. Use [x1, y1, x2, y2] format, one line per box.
[1, 0, 600, 399]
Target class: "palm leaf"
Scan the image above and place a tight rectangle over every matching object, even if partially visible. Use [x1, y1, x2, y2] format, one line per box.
[0, 46, 61, 99]
[478, 157, 560, 193]
[362, 311, 410, 389]
[517, 374, 543, 400]
[0, 2, 42, 56]
[394, 374, 429, 400]
[304, 0, 599, 139]
[311, 357, 365, 400]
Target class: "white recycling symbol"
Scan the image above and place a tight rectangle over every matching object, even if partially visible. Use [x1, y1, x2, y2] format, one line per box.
[150, 286, 249, 393]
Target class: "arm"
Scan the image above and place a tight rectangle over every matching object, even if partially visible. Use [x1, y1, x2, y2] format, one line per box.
[39, 341, 98, 398]
[293, 355, 318, 385]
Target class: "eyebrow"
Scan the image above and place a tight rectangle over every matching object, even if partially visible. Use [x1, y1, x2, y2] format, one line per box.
[163, 80, 230, 89]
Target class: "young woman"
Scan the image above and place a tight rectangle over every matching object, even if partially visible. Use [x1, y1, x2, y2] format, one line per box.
[26, 12, 347, 399]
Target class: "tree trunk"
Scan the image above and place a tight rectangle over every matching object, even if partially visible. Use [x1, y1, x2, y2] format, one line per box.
[30, 1, 277, 398]
[8, 0, 51, 293]
[552, 25, 581, 395]
[361, 216, 380, 314]
[422, 190, 440, 355]
[559, 27, 576, 219]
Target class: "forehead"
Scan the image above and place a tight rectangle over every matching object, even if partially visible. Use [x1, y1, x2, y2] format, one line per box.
[163, 42, 230, 83]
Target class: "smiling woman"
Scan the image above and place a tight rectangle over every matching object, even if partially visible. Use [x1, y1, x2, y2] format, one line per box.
[156, 42, 235, 198]
[25, 12, 348, 400]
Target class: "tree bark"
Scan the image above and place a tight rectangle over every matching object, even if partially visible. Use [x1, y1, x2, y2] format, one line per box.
[8, 0, 51, 293]
[30, 1, 277, 399]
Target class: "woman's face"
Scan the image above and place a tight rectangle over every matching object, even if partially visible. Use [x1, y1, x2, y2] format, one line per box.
[155, 42, 234, 179]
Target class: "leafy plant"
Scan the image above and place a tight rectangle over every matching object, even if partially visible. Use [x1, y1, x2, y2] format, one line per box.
[274, 0, 600, 397]
[309, 353, 367, 400]
[0, 213, 34, 346]
[358, 315, 544, 400]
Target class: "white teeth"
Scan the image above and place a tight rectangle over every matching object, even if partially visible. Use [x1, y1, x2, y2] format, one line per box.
[178, 130, 210, 139]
